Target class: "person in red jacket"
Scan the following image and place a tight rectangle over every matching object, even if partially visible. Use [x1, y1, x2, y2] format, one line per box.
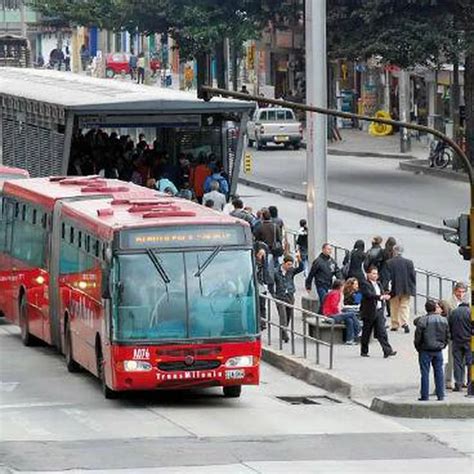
[322, 280, 361, 345]
[190, 155, 211, 203]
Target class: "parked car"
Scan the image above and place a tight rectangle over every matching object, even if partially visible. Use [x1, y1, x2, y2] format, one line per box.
[247, 107, 303, 150]
[106, 52, 161, 78]
[105, 52, 130, 78]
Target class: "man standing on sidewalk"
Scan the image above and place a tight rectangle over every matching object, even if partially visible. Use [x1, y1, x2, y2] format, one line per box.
[387, 245, 416, 333]
[360, 266, 396, 358]
[414, 300, 449, 401]
[448, 302, 471, 392]
[274, 254, 304, 343]
[305, 243, 341, 305]
[444, 281, 468, 389]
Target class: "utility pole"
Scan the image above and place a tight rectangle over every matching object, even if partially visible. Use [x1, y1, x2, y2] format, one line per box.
[305, 0, 328, 262]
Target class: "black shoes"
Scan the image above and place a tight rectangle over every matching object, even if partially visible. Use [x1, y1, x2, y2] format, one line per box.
[403, 324, 410, 334]
[390, 328, 398, 332]
[418, 397, 428, 401]
[452, 385, 461, 392]
[384, 350, 397, 358]
[360, 353, 369, 357]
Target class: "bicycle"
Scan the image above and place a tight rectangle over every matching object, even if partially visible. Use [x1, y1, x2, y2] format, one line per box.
[428, 139, 452, 169]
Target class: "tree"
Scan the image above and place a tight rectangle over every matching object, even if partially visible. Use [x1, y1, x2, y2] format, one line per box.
[327, 0, 474, 167]
[30, 0, 275, 89]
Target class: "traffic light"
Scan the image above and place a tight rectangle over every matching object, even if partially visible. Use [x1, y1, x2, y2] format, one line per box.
[443, 213, 471, 260]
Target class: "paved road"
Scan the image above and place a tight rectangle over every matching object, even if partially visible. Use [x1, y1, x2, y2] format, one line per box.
[1, 321, 473, 473]
[245, 146, 468, 228]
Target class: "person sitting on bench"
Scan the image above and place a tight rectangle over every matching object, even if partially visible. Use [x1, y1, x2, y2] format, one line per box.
[322, 280, 361, 345]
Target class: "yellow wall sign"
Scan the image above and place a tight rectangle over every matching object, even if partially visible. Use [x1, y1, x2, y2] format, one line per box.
[244, 152, 252, 174]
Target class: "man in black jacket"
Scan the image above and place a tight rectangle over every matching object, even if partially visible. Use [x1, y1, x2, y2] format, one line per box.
[414, 300, 449, 401]
[360, 266, 396, 358]
[305, 243, 341, 304]
[274, 254, 304, 343]
[387, 245, 416, 333]
[448, 303, 471, 391]
[255, 243, 274, 330]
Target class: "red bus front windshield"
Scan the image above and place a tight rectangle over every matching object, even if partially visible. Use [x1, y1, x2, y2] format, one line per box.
[113, 248, 257, 342]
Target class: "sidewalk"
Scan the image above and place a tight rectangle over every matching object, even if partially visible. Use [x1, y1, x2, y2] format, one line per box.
[303, 128, 429, 160]
[232, 184, 472, 418]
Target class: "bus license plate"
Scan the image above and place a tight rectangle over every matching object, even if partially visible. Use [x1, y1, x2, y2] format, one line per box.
[225, 369, 245, 380]
[275, 135, 289, 142]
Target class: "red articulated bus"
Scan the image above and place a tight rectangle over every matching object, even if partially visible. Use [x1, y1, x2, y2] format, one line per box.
[0, 176, 260, 398]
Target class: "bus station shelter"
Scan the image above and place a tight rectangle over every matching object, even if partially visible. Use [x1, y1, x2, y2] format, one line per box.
[0, 68, 254, 194]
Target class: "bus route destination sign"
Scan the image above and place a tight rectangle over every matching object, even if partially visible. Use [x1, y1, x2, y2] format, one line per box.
[120, 225, 246, 249]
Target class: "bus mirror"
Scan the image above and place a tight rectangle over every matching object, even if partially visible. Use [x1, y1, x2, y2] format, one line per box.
[101, 266, 112, 299]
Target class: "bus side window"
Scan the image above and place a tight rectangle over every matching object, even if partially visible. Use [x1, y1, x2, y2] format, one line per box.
[60, 225, 80, 275]
[10, 203, 47, 268]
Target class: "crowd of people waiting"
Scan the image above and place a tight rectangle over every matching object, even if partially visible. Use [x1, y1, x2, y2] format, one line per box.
[228, 201, 470, 399]
[68, 129, 230, 204]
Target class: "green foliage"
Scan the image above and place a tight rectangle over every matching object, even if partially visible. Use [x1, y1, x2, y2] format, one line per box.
[29, 0, 275, 59]
[327, 0, 468, 67]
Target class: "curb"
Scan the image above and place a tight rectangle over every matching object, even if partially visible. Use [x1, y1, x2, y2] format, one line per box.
[299, 141, 420, 160]
[262, 346, 474, 418]
[262, 346, 351, 397]
[399, 159, 469, 183]
[370, 396, 474, 419]
[239, 178, 445, 235]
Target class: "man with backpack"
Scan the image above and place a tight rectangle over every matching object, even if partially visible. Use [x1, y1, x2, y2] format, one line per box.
[203, 165, 229, 197]
[253, 209, 283, 264]
[364, 235, 384, 272]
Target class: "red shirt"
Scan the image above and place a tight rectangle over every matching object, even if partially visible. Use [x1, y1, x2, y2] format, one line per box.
[322, 290, 341, 316]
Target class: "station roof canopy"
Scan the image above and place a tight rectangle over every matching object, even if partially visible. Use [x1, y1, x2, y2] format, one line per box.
[0, 68, 255, 115]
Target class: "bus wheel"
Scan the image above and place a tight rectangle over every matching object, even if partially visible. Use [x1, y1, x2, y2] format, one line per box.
[223, 385, 242, 398]
[96, 349, 118, 399]
[19, 296, 33, 346]
[64, 320, 80, 373]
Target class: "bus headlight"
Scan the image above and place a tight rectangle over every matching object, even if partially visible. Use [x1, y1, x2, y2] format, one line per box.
[225, 356, 254, 368]
[122, 360, 152, 372]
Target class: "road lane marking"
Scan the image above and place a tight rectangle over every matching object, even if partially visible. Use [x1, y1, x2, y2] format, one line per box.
[0, 402, 73, 410]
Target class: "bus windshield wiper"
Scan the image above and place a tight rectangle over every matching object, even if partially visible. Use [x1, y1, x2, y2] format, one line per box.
[194, 246, 223, 278]
[146, 249, 171, 284]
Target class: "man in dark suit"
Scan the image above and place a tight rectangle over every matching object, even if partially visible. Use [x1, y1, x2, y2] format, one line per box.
[360, 266, 397, 358]
[387, 245, 416, 333]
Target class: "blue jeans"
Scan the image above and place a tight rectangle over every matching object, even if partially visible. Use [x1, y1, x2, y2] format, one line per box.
[317, 286, 329, 307]
[419, 350, 444, 400]
[330, 312, 360, 342]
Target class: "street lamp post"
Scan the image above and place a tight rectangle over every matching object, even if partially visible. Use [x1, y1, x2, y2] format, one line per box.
[305, 0, 328, 262]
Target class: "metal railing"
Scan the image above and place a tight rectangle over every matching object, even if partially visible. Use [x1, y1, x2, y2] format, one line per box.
[260, 293, 335, 369]
[284, 228, 463, 314]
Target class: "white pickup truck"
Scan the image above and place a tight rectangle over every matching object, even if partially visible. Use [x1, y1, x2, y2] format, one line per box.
[247, 107, 303, 150]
